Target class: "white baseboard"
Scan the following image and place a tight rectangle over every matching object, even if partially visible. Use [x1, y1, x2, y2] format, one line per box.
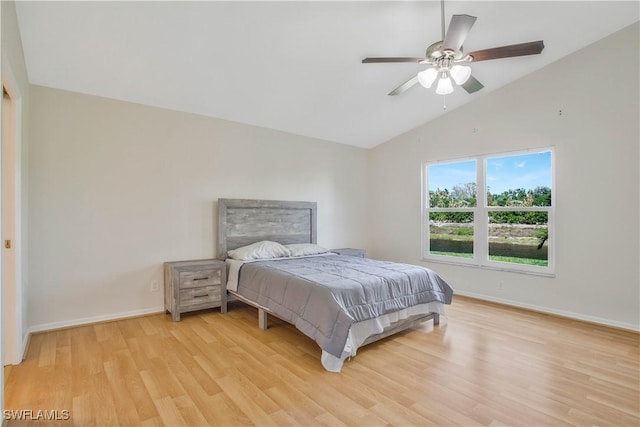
[27, 306, 165, 335]
[455, 290, 639, 332]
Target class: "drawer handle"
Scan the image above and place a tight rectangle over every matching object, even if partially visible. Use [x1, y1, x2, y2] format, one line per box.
[193, 293, 209, 298]
[193, 277, 209, 281]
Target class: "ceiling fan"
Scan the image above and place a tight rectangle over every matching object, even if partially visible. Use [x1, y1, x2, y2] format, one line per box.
[362, 0, 545, 96]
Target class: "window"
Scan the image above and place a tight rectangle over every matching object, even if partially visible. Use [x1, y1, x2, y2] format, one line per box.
[423, 149, 554, 275]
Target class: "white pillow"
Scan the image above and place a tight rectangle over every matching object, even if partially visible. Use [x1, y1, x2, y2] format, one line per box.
[285, 243, 329, 257]
[227, 241, 291, 261]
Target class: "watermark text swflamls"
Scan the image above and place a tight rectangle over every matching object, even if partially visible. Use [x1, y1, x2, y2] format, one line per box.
[3, 409, 70, 421]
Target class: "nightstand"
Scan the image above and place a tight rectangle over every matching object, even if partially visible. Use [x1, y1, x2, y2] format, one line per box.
[164, 259, 227, 321]
[331, 248, 366, 258]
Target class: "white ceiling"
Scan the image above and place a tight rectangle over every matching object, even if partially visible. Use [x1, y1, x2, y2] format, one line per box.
[15, 1, 639, 148]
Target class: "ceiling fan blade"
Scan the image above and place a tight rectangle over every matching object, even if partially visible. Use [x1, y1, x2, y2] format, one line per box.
[388, 76, 419, 96]
[461, 75, 484, 94]
[362, 57, 428, 64]
[442, 14, 477, 52]
[467, 40, 545, 62]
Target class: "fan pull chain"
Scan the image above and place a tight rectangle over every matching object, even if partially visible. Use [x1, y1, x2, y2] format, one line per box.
[443, 96, 447, 111]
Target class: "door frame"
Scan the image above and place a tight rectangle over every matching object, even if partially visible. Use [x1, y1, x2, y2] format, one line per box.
[2, 53, 24, 365]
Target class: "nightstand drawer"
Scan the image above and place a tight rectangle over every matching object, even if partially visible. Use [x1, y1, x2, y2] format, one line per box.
[179, 285, 222, 308]
[179, 269, 221, 289]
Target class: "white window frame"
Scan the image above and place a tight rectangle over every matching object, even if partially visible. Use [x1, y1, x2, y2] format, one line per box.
[422, 147, 555, 276]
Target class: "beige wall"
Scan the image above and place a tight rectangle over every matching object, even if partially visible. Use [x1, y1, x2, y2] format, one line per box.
[367, 23, 639, 329]
[28, 86, 368, 328]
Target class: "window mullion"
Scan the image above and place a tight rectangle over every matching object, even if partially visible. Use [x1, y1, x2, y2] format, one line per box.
[475, 157, 487, 265]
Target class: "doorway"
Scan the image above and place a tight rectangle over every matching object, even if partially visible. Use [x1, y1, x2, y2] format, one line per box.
[2, 78, 23, 366]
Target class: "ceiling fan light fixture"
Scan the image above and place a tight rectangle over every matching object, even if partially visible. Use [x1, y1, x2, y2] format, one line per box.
[450, 65, 472, 85]
[417, 68, 438, 88]
[435, 76, 454, 95]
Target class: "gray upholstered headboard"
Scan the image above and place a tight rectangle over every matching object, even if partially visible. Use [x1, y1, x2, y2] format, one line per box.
[217, 199, 317, 259]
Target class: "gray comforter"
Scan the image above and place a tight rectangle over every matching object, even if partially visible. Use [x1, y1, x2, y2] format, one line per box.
[237, 254, 453, 358]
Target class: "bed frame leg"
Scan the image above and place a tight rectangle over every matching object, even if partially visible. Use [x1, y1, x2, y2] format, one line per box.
[433, 313, 440, 326]
[258, 309, 268, 330]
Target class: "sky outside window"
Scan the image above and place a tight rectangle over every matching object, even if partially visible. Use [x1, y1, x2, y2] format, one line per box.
[428, 160, 476, 193]
[486, 151, 552, 194]
[428, 152, 551, 195]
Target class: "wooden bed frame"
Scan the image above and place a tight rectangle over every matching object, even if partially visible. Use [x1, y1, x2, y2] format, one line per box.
[217, 198, 439, 340]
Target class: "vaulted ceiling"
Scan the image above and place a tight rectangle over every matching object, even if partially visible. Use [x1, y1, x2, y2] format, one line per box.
[15, 1, 639, 148]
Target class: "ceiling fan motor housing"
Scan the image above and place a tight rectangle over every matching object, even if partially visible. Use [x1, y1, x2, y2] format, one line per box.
[426, 41, 468, 64]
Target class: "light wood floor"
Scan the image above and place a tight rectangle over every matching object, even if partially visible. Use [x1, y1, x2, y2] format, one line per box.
[4, 296, 639, 426]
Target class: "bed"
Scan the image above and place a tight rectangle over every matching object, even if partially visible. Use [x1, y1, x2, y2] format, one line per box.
[218, 198, 453, 372]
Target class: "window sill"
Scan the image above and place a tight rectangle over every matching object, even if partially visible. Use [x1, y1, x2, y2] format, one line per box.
[421, 256, 556, 278]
